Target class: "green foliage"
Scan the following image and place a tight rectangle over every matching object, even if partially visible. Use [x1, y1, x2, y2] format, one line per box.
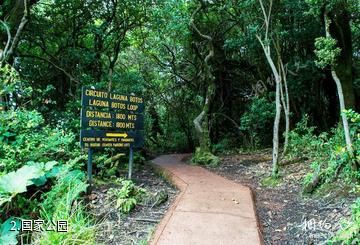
[33, 170, 95, 244]
[0, 0, 359, 242]
[261, 176, 282, 187]
[34, 203, 96, 245]
[314, 37, 341, 68]
[191, 147, 220, 167]
[303, 172, 315, 188]
[287, 112, 360, 192]
[344, 109, 360, 161]
[0, 109, 76, 173]
[108, 179, 147, 214]
[40, 170, 87, 216]
[330, 198, 360, 244]
[0, 105, 91, 243]
[287, 115, 325, 159]
[0, 161, 58, 207]
[306, 0, 359, 15]
[0, 217, 20, 245]
[0, 64, 21, 96]
[240, 97, 275, 148]
[212, 138, 235, 154]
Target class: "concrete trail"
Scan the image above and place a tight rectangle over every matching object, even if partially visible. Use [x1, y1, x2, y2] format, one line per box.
[150, 154, 263, 245]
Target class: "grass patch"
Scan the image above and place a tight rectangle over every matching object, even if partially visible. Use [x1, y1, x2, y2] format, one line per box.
[261, 176, 282, 187]
[31, 170, 97, 244]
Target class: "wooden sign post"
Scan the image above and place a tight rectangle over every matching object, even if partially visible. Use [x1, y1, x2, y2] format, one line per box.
[80, 87, 144, 193]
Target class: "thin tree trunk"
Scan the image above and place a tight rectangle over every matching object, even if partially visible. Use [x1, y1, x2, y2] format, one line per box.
[324, 11, 352, 153]
[331, 70, 352, 152]
[256, 40, 282, 177]
[257, 0, 282, 177]
[5, 0, 28, 63]
[272, 77, 282, 176]
[279, 61, 290, 157]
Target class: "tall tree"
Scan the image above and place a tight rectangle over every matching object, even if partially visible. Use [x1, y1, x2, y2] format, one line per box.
[190, 1, 216, 154]
[256, 0, 284, 177]
[307, 0, 355, 154]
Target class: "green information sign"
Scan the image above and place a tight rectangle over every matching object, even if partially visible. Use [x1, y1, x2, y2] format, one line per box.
[80, 87, 144, 149]
[80, 87, 145, 187]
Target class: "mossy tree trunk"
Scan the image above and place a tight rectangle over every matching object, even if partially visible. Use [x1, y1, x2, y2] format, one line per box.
[195, 81, 215, 153]
[190, 1, 216, 154]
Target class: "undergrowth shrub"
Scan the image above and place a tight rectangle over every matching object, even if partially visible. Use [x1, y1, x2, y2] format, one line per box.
[0, 110, 76, 173]
[32, 170, 95, 244]
[0, 108, 93, 244]
[0, 161, 59, 208]
[240, 96, 275, 148]
[191, 147, 220, 167]
[107, 179, 147, 213]
[330, 198, 360, 244]
[212, 138, 235, 154]
[287, 111, 360, 193]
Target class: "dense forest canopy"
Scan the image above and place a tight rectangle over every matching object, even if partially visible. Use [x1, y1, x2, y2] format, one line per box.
[1, 0, 359, 148]
[0, 0, 359, 244]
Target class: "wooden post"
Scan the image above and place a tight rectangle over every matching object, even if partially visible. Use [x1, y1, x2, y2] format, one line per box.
[128, 145, 134, 179]
[87, 148, 93, 194]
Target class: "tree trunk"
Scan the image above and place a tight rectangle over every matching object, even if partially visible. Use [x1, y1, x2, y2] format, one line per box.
[194, 82, 215, 153]
[324, 11, 352, 153]
[258, 46, 282, 176]
[331, 70, 353, 152]
[329, 9, 355, 109]
[257, 0, 282, 177]
[1, 0, 29, 64]
[190, 2, 215, 154]
[280, 62, 290, 157]
[272, 78, 282, 177]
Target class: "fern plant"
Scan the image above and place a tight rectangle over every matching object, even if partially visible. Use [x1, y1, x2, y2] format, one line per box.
[107, 179, 146, 214]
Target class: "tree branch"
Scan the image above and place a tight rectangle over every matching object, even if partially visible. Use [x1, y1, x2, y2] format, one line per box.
[0, 20, 11, 63]
[19, 54, 80, 84]
[6, 0, 29, 61]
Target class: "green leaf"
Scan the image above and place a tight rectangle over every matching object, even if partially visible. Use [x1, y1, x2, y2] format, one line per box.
[32, 175, 47, 187]
[0, 218, 20, 245]
[45, 166, 63, 178]
[0, 193, 12, 207]
[0, 171, 28, 194]
[45, 161, 58, 171]
[0, 164, 45, 195]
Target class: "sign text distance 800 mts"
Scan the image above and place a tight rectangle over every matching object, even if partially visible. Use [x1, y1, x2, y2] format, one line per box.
[86, 120, 135, 129]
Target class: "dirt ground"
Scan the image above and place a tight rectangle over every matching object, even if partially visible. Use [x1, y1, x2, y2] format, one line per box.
[203, 150, 358, 245]
[88, 163, 177, 245]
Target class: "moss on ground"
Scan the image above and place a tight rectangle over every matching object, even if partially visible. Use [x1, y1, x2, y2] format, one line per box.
[261, 176, 282, 187]
[191, 148, 220, 167]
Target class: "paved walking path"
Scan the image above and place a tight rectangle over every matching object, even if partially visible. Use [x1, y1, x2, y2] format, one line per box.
[150, 154, 263, 245]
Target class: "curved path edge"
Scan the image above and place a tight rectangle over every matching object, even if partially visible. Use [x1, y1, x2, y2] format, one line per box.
[150, 154, 263, 245]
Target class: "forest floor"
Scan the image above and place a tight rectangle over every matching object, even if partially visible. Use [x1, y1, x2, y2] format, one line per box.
[87, 164, 178, 245]
[201, 150, 358, 245]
